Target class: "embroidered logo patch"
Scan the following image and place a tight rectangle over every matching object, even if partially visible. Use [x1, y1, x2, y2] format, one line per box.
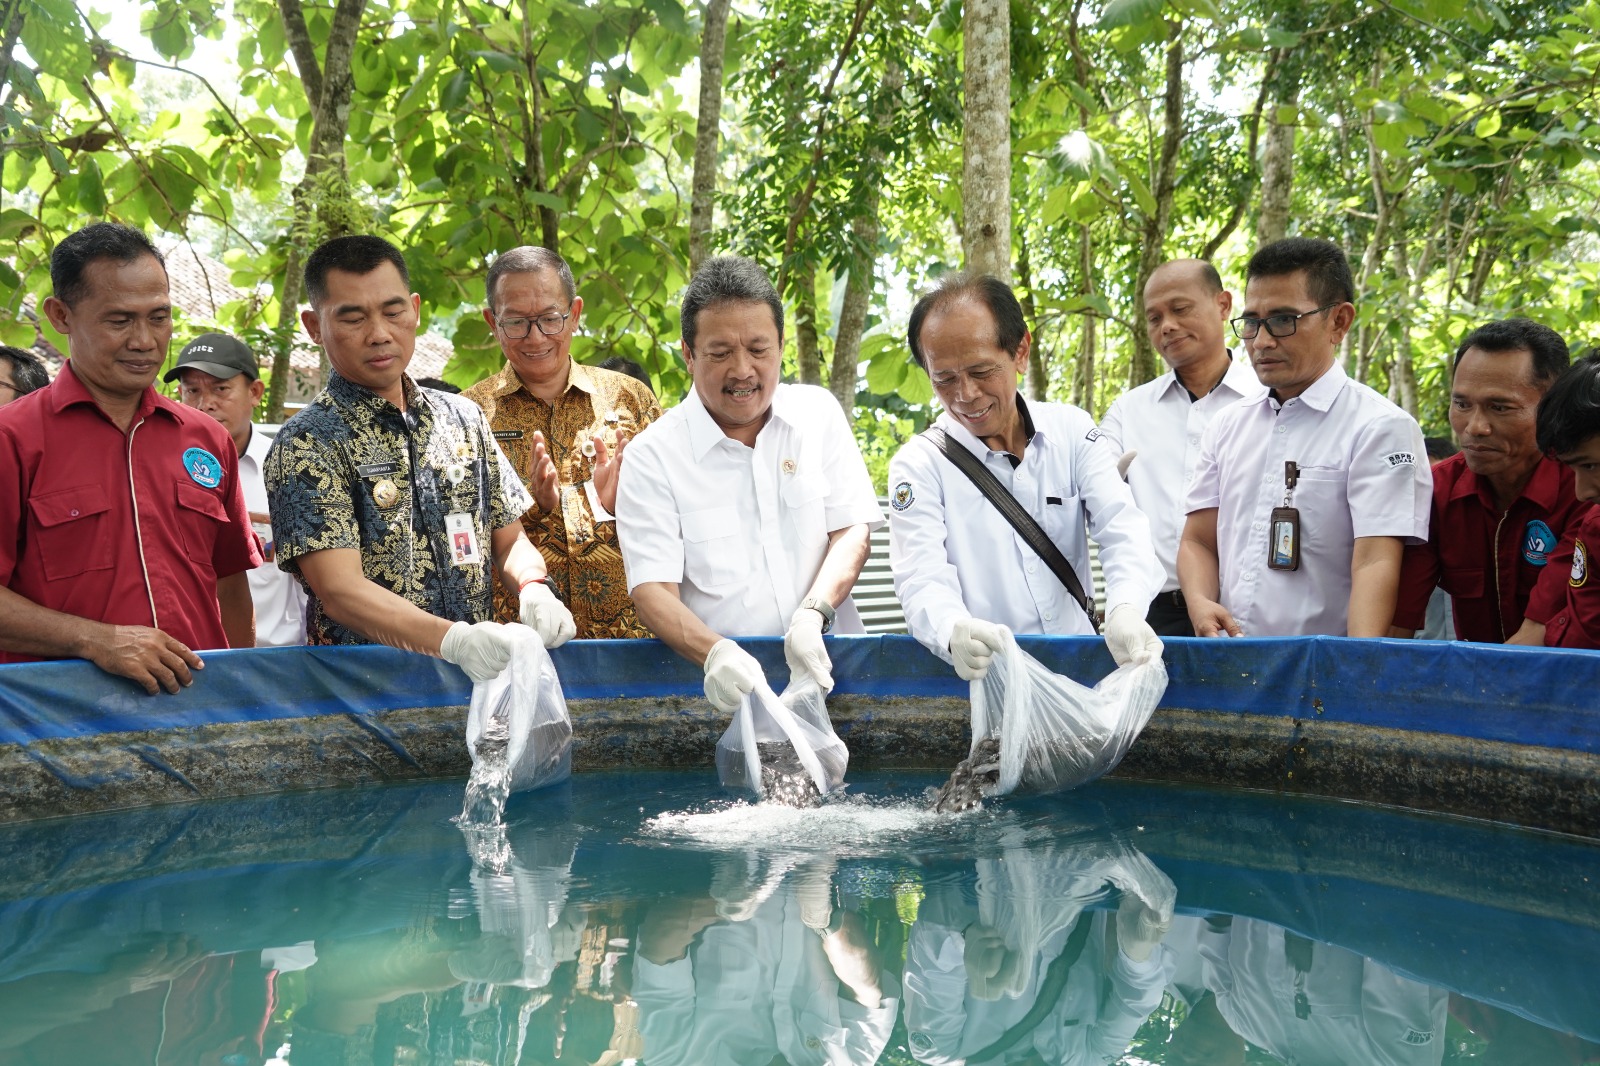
[1383, 451, 1416, 468]
[182, 447, 223, 489]
[1085, 427, 1102, 443]
[1573, 539, 1589, 588]
[1523, 519, 1555, 566]
[1402, 1028, 1435, 1046]
[891, 481, 915, 511]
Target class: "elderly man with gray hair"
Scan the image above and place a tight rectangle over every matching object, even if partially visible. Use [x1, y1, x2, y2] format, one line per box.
[462, 246, 661, 639]
[615, 255, 883, 710]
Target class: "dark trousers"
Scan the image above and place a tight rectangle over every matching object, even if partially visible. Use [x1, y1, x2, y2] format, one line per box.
[1146, 591, 1195, 637]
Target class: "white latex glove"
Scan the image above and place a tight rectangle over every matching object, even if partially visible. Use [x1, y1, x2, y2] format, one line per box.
[1105, 602, 1164, 666]
[440, 620, 516, 682]
[1115, 894, 1172, 963]
[1116, 449, 1138, 479]
[518, 579, 577, 647]
[948, 617, 1005, 681]
[783, 607, 834, 691]
[703, 638, 765, 713]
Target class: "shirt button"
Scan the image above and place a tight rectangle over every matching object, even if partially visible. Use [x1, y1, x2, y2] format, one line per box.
[1276, 426, 1286, 434]
[1026, 562, 1036, 574]
[806, 1037, 822, 1050]
[69, 509, 79, 517]
[1043, 611, 1054, 621]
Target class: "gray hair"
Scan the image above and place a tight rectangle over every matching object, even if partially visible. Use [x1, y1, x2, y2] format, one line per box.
[486, 246, 576, 310]
[680, 255, 784, 352]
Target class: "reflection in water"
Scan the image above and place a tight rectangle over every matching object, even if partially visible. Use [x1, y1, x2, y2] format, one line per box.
[0, 774, 1594, 1065]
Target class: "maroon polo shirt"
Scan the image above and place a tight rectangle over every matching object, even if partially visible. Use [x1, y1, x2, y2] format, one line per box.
[1394, 451, 1592, 642]
[1528, 506, 1600, 649]
[0, 362, 261, 661]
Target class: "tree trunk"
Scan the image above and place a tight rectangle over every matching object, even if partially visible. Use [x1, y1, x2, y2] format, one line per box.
[1255, 85, 1299, 246]
[520, 0, 558, 250]
[1015, 230, 1046, 400]
[1074, 225, 1096, 412]
[795, 261, 822, 386]
[689, 0, 731, 274]
[1129, 20, 1183, 390]
[267, 0, 367, 417]
[961, 0, 1010, 280]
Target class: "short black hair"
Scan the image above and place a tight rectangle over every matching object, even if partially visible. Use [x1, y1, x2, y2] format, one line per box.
[1452, 318, 1570, 387]
[486, 246, 576, 310]
[50, 222, 165, 307]
[413, 376, 460, 394]
[680, 256, 784, 352]
[598, 355, 654, 391]
[304, 235, 411, 308]
[0, 345, 48, 395]
[907, 272, 1027, 370]
[1536, 349, 1600, 456]
[1245, 237, 1354, 308]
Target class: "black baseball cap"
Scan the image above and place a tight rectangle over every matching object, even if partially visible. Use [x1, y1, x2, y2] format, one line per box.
[163, 332, 259, 383]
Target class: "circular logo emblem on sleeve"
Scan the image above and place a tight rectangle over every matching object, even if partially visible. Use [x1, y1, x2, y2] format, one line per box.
[891, 481, 915, 511]
[182, 447, 223, 489]
[1523, 519, 1555, 566]
[1572, 539, 1589, 588]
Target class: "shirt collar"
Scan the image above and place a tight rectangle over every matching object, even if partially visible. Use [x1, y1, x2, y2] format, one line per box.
[243, 422, 273, 465]
[1155, 351, 1262, 403]
[326, 369, 419, 414]
[936, 396, 1037, 458]
[486, 358, 591, 401]
[49, 361, 171, 423]
[1451, 451, 1569, 511]
[1263, 360, 1347, 412]
[684, 387, 728, 461]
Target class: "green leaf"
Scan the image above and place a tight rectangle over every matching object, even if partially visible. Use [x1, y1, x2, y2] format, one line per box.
[900, 367, 934, 405]
[1099, 0, 1163, 29]
[441, 70, 471, 111]
[1474, 111, 1503, 138]
[526, 190, 565, 210]
[865, 349, 910, 394]
[0, 209, 41, 241]
[1041, 184, 1070, 225]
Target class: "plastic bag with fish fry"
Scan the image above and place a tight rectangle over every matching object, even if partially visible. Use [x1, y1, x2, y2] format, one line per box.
[971, 626, 1167, 799]
[714, 678, 848, 803]
[465, 626, 573, 794]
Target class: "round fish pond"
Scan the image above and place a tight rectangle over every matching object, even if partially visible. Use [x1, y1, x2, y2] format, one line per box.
[0, 771, 1595, 1065]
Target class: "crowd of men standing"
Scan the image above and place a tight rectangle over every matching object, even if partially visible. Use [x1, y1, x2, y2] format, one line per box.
[2, 220, 1598, 703]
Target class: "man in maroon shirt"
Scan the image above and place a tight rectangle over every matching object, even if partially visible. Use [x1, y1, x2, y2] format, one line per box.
[0, 223, 260, 693]
[1392, 318, 1589, 642]
[1522, 350, 1600, 648]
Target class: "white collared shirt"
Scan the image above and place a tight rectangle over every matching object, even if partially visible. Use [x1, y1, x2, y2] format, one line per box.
[887, 399, 1162, 657]
[1099, 357, 1264, 593]
[616, 384, 884, 637]
[240, 425, 309, 646]
[1184, 362, 1431, 636]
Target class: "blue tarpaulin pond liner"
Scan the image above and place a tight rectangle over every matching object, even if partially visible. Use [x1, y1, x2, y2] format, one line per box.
[1, 635, 1597, 834]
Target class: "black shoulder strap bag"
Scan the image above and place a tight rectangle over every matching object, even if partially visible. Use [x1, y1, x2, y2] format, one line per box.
[922, 426, 1100, 633]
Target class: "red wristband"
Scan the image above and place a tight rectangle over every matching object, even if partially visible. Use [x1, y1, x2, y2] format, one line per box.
[519, 576, 551, 592]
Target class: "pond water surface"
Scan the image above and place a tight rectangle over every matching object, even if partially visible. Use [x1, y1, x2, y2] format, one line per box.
[0, 771, 1594, 1065]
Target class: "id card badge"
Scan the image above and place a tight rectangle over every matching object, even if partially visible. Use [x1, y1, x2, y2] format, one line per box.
[445, 512, 483, 566]
[1268, 506, 1301, 571]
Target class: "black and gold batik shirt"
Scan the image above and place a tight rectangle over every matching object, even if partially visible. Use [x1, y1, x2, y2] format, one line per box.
[264, 372, 534, 645]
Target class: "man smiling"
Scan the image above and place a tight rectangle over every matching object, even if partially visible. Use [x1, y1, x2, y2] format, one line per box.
[1178, 238, 1431, 638]
[615, 256, 882, 711]
[1391, 319, 1585, 642]
[886, 273, 1162, 680]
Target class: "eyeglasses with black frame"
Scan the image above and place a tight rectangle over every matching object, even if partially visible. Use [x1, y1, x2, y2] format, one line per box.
[1230, 302, 1340, 341]
[495, 303, 574, 340]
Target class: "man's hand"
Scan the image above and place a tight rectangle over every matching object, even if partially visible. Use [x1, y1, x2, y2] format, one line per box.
[439, 620, 516, 682]
[1188, 597, 1243, 637]
[86, 626, 205, 695]
[1104, 602, 1164, 665]
[518, 580, 577, 647]
[526, 430, 560, 513]
[1116, 449, 1138, 480]
[1115, 895, 1172, 963]
[963, 923, 1023, 1001]
[591, 432, 629, 516]
[783, 607, 833, 690]
[703, 638, 765, 713]
[949, 618, 1006, 680]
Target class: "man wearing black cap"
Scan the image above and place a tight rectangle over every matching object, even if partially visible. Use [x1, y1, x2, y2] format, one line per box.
[168, 333, 308, 646]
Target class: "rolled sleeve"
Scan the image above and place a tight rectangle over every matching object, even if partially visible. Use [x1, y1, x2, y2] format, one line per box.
[819, 392, 887, 533]
[213, 447, 265, 578]
[1393, 528, 1442, 631]
[1185, 419, 1224, 514]
[1348, 414, 1432, 543]
[615, 432, 686, 592]
[887, 439, 970, 658]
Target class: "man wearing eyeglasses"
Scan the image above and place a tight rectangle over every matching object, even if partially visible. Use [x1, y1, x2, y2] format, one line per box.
[1099, 260, 1265, 636]
[1177, 238, 1431, 638]
[462, 247, 661, 638]
[0, 345, 49, 408]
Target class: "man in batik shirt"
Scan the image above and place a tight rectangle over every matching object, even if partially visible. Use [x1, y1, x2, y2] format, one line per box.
[463, 246, 662, 638]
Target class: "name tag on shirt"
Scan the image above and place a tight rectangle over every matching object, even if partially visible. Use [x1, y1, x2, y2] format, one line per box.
[356, 461, 401, 478]
[445, 512, 483, 566]
[493, 430, 524, 441]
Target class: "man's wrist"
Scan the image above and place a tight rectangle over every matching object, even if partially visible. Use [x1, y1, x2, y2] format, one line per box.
[519, 575, 553, 592]
[797, 596, 835, 633]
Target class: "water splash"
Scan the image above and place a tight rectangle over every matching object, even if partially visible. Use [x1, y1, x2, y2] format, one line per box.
[642, 792, 954, 856]
[458, 709, 512, 827]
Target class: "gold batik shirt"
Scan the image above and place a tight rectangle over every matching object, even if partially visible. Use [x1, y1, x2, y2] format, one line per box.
[463, 361, 662, 638]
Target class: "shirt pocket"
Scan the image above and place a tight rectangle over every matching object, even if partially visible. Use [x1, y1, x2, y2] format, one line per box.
[1292, 465, 1349, 552]
[174, 478, 231, 571]
[1439, 565, 1486, 600]
[1040, 490, 1085, 555]
[681, 505, 749, 590]
[780, 471, 830, 551]
[27, 486, 115, 581]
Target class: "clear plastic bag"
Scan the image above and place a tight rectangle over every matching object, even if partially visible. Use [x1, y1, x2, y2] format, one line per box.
[971, 626, 1167, 798]
[715, 679, 848, 803]
[465, 626, 572, 795]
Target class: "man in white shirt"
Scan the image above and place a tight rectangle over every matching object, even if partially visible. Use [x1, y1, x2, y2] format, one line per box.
[1177, 238, 1431, 638]
[886, 273, 1163, 680]
[1100, 260, 1265, 636]
[167, 333, 308, 646]
[615, 256, 883, 711]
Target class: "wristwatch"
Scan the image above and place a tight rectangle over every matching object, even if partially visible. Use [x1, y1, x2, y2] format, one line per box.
[799, 596, 836, 633]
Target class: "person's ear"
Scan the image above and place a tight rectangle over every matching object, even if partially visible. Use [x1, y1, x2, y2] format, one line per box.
[1014, 330, 1032, 379]
[1328, 301, 1356, 345]
[249, 378, 266, 404]
[301, 307, 323, 345]
[42, 295, 71, 336]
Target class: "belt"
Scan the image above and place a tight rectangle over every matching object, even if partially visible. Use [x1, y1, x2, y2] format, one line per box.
[1155, 589, 1186, 609]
